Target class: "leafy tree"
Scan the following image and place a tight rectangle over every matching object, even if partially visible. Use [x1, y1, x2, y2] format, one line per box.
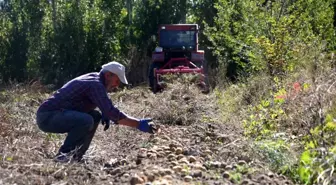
[0, 0, 335, 86]
[205, 0, 336, 79]
[36, 0, 125, 85]
[133, 0, 189, 48]
[188, 0, 218, 70]
[0, 0, 29, 82]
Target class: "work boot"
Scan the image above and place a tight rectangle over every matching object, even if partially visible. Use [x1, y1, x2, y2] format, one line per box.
[54, 153, 72, 163]
[54, 152, 84, 163]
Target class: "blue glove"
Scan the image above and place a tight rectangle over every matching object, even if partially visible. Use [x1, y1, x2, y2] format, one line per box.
[101, 116, 110, 131]
[138, 118, 155, 133]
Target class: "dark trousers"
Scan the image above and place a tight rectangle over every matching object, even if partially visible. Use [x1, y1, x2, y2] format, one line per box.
[36, 110, 101, 159]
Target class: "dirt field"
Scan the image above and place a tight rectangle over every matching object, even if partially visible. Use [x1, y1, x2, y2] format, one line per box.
[0, 82, 295, 185]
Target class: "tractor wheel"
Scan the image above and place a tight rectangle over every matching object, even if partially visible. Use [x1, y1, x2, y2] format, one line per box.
[201, 60, 210, 93]
[153, 76, 159, 93]
[148, 62, 162, 93]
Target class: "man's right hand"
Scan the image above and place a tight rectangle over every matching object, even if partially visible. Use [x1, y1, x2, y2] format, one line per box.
[101, 117, 110, 131]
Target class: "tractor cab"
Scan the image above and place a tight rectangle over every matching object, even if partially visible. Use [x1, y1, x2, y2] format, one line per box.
[149, 24, 208, 93]
[159, 27, 196, 51]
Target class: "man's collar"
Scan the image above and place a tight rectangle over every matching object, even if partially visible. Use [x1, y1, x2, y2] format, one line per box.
[99, 71, 106, 87]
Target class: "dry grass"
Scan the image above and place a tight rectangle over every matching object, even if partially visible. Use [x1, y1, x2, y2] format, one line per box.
[0, 77, 226, 185]
[113, 74, 219, 126]
[3, 61, 335, 184]
[210, 48, 336, 184]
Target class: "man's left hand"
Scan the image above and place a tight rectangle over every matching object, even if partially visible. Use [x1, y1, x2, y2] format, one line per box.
[138, 118, 156, 134]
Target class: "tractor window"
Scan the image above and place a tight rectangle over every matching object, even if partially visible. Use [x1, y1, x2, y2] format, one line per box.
[159, 30, 196, 49]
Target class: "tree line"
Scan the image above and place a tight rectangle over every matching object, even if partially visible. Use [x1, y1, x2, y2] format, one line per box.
[0, 0, 335, 86]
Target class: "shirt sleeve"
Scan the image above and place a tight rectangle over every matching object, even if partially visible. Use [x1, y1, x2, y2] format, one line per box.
[87, 83, 127, 122]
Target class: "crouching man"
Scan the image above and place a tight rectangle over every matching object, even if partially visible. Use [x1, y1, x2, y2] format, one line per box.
[36, 61, 155, 163]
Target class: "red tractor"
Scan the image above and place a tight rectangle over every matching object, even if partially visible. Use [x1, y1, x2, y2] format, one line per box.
[148, 24, 208, 93]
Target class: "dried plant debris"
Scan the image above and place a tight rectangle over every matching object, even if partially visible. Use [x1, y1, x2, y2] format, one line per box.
[0, 82, 294, 185]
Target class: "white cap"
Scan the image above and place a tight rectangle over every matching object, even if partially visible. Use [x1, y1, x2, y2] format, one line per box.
[102, 61, 128, 84]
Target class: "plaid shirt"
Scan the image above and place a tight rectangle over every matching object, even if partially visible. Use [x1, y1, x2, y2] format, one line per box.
[37, 72, 127, 122]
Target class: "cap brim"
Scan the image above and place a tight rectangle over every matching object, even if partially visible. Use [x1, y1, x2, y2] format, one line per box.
[118, 74, 128, 84]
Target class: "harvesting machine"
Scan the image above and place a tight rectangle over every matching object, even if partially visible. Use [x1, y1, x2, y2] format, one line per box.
[148, 24, 208, 93]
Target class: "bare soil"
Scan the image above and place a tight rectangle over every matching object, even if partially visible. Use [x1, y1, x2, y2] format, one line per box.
[0, 82, 295, 185]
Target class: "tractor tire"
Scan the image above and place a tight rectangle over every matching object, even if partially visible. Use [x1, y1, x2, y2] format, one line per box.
[148, 62, 162, 93]
[153, 77, 159, 93]
[201, 60, 210, 94]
